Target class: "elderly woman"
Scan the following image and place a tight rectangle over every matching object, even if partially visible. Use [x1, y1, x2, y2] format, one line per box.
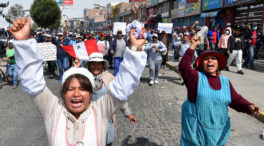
[11, 18, 147, 146]
[179, 35, 261, 145]
[74, 52, 136, 146]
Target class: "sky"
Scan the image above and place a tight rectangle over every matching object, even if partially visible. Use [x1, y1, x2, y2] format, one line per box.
[0, 0, 128, 29]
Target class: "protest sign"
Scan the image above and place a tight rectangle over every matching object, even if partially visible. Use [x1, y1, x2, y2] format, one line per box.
[37, 42, 57, 61]
[158, 23, 173, 34]
[113, 22, 127, 35]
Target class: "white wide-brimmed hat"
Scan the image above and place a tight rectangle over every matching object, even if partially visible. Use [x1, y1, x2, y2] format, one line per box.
[62, 67, 95, 88]
[85, 52, 109, 68]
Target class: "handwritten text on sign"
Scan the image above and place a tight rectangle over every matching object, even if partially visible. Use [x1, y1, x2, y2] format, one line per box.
[113, 22, 127, 35]
[158, 23, 173, 34]
[37, 42, 57, 61]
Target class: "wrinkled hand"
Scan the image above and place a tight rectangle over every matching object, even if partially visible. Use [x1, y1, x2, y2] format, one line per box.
[128, 114, 136, 123]
[110, 51, 115, 55]
[10, 17, 31, 40]
[152, 45, 157, 48]
[73, 58, 81, 68]
[190, 34, 200, 50]
[227, 50, 230, 54]
[249, 105, 261, 117]
[248, 40, 252, 44]
[195, 21, 199, 24]
[156, 49, 160, 53]
[129, 29, 146, 51]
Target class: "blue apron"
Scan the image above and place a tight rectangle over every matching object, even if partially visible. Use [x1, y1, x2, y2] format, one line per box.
[181, 72, 231, 146]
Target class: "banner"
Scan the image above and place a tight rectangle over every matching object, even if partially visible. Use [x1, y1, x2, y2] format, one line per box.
[113, 22, 127, 35]
[158, 23, 173, 34]
[203, 0, 222, 11]
[63, 0, 73, 5]
[37, 42, 57, 61]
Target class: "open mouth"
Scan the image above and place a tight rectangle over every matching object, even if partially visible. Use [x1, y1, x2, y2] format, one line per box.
[207, 64, 215, 70]
[71, 99, 83, 108]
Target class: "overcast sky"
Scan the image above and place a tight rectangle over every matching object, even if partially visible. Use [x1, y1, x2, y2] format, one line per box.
[0, 0, 128, 29]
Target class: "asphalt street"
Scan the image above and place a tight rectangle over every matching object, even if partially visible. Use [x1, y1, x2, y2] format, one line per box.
[0, 57, 263, 146]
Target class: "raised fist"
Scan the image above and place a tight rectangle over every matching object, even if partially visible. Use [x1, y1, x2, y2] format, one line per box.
[10, 17, 31, 40]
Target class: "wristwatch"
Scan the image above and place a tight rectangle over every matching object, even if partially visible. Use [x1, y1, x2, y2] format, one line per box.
[131, 45, 143, 51]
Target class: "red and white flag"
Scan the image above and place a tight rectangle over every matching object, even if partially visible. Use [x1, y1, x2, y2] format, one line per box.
[62, 40, 99, 60]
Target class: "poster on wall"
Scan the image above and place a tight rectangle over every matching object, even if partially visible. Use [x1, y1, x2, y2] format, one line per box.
[113, 22, 127, 35]
[158, 23, 173, 34]
[202, 0, 222, 11]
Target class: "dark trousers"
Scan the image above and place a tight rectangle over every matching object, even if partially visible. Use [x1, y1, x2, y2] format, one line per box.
[220, 48, 229, 60]
[47, 61, 55, 76]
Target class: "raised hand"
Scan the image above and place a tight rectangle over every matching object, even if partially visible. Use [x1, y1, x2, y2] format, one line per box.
[190, 34, 200, 50]
[73, 58, 81, 68]
[129, 29, 146, 51]
[10, 17, 31, 40]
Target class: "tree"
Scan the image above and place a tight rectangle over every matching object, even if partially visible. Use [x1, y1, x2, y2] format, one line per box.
[30, 0, 61, 29]
[5, 4, 25, 24]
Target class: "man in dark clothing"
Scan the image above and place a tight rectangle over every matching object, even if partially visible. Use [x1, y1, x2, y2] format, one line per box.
[53, 33, 69, 82]
[226, 25, 245, 74]
[243, 22, 263, 70]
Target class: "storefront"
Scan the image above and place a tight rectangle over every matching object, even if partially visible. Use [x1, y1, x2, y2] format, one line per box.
[172, 0, 202, 27]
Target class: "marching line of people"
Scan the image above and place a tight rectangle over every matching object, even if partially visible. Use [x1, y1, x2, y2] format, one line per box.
[5, 17, 263, 146]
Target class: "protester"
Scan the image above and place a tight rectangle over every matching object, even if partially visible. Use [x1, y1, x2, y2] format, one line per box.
[179, 34, 261, 146]
[226, 25, 245, 74]
[54, 32, 69, 82]
[3, 40, 18, 89]
[11, 17, 146, 146]
[97, 33, 110, 57]
[144, 33, 167, 85]
[172, 31, 181, 61]
[45, 34, 56, 79]
[207, 26, 220, 50]
[243, 22, 263, 70]
[218, 27, 232, 59]
[110, 30, 128, 76]
[74, 52, 136, 145]
[160, 31, 168, 74]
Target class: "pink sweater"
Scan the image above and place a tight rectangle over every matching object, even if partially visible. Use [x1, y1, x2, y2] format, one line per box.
[218, 27, 232, 49]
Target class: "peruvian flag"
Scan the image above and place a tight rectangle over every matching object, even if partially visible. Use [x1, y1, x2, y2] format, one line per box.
[62, 40, 99, 60]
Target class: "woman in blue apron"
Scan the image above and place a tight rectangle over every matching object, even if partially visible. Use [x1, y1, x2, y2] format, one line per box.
[179, 34, 261, 146]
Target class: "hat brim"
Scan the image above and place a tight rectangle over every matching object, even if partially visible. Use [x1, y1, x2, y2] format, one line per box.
[84, 60, 109, 69]
[196, 51, 227, 71]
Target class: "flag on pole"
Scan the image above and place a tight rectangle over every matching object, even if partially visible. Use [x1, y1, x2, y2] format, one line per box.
[62, 40, 99, 60]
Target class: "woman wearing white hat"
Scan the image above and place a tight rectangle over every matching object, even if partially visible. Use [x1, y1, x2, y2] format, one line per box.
[10, 17, 146, 146]
[74, 52, 136, 146]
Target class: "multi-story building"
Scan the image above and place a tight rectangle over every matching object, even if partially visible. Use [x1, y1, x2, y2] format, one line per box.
[83, 8, 106, 31]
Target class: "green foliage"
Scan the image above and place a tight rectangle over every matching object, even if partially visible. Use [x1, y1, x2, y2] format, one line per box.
[30, 0, 61, 29]
[5, 4, 25, 24]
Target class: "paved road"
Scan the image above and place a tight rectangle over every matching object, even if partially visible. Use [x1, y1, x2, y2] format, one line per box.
[0, 59, 263, 145]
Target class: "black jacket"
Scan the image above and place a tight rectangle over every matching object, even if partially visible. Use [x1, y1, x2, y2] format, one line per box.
[227, 34, 245, 53]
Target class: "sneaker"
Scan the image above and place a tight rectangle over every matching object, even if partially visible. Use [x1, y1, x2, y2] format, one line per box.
[149, 80, 154, 85]
[154, 80, 159, 84]
[12, 85, 18, 89]
[225, 67, 230, 71]
[237, 70, 244, 75]
[250, 67, 255, 70]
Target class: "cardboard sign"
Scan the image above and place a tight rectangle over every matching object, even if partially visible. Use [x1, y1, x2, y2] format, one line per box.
[37, 42, 57, 61]
[158, 23, 173, 34]
[113, 22, 127, 35]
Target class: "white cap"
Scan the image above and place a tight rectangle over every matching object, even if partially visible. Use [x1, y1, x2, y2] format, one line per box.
[152, 33, 158, 37]
[58, 32, 63, 36]
[197, 26, 209, 37]
[62, 67, 95, 89]
[86, 52, 109, 68]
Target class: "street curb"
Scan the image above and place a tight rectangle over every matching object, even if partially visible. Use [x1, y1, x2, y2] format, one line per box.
[166, 61, 180, 74]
